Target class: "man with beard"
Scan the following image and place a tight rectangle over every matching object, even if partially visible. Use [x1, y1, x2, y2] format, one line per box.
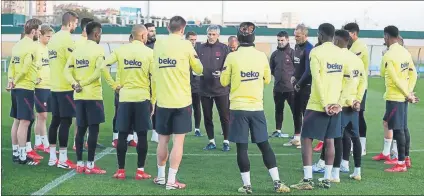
[285, 24, 314, 149]
[269, 31, 295, 138]
[7, 18, 43, 165]
[47, 11, 79, 169]
[144, 23, 159, 143]
[197, 25, 231, 152]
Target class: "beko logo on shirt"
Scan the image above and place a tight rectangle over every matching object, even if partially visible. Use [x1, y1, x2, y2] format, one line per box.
[12, 56, 20, 64]
[124, 59, 142, 69]
[158, 57, 177, 68]
[42, 58, 49, 66]
[401, 62, 409, 71]
[240, 71, 260, 82]
[326, 63, 343, 73]
[49, 50, 57, 59]
[76, 59, 89, 68]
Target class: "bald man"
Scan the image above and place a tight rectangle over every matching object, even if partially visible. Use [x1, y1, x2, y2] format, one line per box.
[228, 36, 239, 52]
[102, 24, 156, 179]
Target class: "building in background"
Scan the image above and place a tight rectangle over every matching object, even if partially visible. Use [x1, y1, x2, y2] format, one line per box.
[2, 1, 26, 15]
[94, 8, 119, 24]
[281, 12, 300, 28]
[119, 7, 142, 25]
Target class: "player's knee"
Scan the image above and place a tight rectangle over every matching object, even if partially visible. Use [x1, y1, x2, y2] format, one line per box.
[37, 112, 48, 121]
[13, 119, 20, 126]
[19, 119, 31, 127]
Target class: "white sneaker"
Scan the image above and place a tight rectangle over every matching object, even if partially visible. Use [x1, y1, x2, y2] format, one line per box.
[318, 177, 340, 183]
[361, 150, 367, 156]
[48, 159, 57, 166]
[151, 130, 159, 143]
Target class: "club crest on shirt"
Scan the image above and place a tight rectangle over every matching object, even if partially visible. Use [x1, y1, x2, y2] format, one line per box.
[216, 52, 221, 57]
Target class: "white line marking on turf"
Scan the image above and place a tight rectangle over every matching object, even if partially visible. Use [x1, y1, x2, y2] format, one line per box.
[30, 147, 114, 196]
[3, 148, 424, 156]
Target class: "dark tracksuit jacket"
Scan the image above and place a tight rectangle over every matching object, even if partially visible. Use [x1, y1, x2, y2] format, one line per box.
[292, 40, 314, 133]
[270, 44, 296, 130]
[190, 42, 202, 128]
[196, 40, 230, 140]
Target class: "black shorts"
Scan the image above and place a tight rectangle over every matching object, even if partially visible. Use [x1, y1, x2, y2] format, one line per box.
[116, 100, 152, 133]
[34, 88, 51, 113]
[360, 90, 367, 111]
[156, 105, 192, 135]
[10, 89, 35, 121]
[341, 107, 359, 137]
[75, 100, 105, 127]
[228, 110, 268, 144]
[404, 102, 408, 129]
[301, 110, 342, 141]
[383, 101, 406, 130]
[114, 92, 119, 106]
[51, 91, 76, 118]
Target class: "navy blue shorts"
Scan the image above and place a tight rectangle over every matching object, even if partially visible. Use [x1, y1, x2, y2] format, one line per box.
[404, 102, 408, 129]
[383, 101, 406, 130]
[301, 110, 342, 141]
[360, 90, 367, 111]
[116, 100, 152, 133]
[34, 88, 51, 113]
[229, 110, 268, 144]
[341, 107, 359, 137]
[75, 100, 105, 127]
[51, 91, 76, 118]
[10, 89, 35, 121]
[156, 105, 192, 135]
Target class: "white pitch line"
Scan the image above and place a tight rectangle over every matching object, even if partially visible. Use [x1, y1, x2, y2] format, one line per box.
[30, 147, 114, 196]
[3, 148, 424, 157]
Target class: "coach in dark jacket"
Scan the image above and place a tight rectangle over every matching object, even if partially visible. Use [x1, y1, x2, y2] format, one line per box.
[196, 25, 231, 152]
[269, 31, 295, 139]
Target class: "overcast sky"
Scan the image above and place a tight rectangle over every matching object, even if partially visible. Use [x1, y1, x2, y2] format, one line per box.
[62, 1, 424, 31]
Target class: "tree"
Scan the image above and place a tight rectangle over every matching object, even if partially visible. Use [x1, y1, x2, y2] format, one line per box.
[203, 17, 211, 24]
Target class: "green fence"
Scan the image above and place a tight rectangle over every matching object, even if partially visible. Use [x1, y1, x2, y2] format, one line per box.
[2, 26, 424, 39]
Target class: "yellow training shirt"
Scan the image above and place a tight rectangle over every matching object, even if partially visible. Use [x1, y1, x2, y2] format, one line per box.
[8, 36, 39, 90]
[349, 38, 369, 86]
[307, 42, 349, 112]
[74, 36, 87, 50]
[340, 48, 367, 107]
[35, 43, 50, 89]
[382, 43, 417, 102]
[220, 46, 271, 111]
[153, 34, 203, 108]
[48, 30, 75, 92]
[64, 40, 105, 100]
[102, 40, 156, 104]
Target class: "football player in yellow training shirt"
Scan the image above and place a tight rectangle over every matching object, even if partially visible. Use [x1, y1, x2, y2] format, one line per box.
[343, 22, 370, 155]
[102, 25, 156, 180]
[373, 26, 417, 172]
[47, 11, 79, 169]
[152, 16, 203, 190]
[220, 22, 290, 194]
[64, 21, 107, 175]
[315, 30, 366, 183]
[32, 25, 55, 156]
[7, 18, 43, 166]
[290, 23, 350, 190]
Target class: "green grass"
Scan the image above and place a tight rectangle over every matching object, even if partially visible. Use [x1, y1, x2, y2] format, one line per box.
[2, 76, 424, 195]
